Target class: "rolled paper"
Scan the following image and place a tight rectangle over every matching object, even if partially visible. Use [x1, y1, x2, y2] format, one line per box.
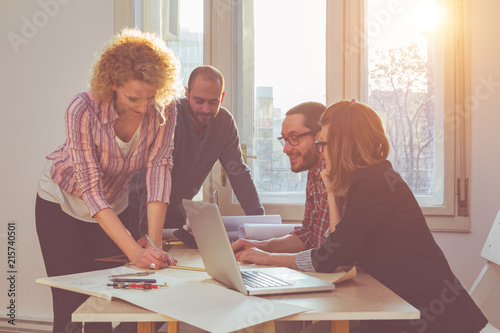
[238, 223, 301, 240]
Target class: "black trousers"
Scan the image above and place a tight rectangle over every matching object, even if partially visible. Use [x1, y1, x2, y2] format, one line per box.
[35, 195, 127, 333]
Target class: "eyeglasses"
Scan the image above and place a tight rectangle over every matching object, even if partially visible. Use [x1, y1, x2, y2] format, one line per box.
[315, 140, 327, 153]
[277, 131, 314, 147]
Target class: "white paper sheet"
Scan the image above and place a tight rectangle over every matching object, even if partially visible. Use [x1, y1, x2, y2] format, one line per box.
[186, 214, 282, 232]
[36, 267, 309, 333]
[221, 215, 282, 231]
[238, 223, 301, 240]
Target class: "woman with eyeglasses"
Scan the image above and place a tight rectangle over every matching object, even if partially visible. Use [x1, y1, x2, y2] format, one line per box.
[235, 100, 487, 333]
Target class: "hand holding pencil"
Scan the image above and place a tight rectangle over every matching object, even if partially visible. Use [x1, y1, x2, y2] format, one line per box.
[145, 235, 177, 269]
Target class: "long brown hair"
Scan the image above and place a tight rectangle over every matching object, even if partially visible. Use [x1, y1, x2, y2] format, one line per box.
[320, 100, 390, 196]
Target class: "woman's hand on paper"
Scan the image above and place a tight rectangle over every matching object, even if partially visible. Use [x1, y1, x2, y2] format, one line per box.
[131, 247, 176, 269]
[155, 249, 177, 267]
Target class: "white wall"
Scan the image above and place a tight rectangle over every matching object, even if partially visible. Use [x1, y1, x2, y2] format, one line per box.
[0, 0, 113, 322]
[434, 0, 500, 327]
[1, 0, 499, 328]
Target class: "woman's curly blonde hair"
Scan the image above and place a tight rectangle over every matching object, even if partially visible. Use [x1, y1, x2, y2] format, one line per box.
[90, 28, 182, 123]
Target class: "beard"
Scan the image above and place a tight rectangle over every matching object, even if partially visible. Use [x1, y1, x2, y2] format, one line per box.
[187, 100, 217, 127]
[290, 146, 322, 173]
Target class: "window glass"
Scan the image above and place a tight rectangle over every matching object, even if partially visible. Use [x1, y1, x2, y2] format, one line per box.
[168, 0, 203, 86]
[161, 0, 204, 200]
[366, 0, 445, 205]
[236, 0, 326, 204]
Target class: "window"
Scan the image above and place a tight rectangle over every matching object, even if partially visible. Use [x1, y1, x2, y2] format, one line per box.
[235, 0, 326, 205]
[230, 0, 470, 229]
[117, 0, 471, 230]
[134, 0, 204, 86]
[326, 0, 470, 230]
[134, 0, 205, 201]
[366, 0, 445, 207]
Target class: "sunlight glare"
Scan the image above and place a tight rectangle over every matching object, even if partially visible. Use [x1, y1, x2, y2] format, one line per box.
[411, 0, 442, 33]
[180, 0, 203, 33]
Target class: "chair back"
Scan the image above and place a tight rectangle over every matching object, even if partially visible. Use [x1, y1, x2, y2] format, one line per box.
[469, 211, 500, 332]
[481, 211, 500, 266]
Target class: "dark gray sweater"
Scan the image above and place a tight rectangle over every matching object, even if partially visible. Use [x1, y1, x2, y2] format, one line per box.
[129, 98, 264, 231]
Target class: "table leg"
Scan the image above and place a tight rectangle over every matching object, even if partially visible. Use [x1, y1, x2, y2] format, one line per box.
[136, 321, 179, 333]
[166, 321, 179, 332]
[331, 320, 349, 333]
[137, 322, 155, 333]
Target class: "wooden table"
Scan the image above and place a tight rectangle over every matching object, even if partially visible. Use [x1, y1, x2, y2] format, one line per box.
[73, 271, 419, 333]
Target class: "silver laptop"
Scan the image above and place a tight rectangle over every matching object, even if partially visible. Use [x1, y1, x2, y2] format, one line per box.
[182, 199, 335, 296]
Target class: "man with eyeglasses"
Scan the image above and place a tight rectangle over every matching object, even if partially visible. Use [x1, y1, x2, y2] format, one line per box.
[232, 102, 346, 257]
[231, 102, 347, 333]
[127, 66, 264, 240]
[231, 102, 346, 333]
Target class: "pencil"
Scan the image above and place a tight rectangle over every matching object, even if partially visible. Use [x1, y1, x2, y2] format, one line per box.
[168, 265, 206, 272]
[146, 235, 169, 267]
[108, 272, 154, 278]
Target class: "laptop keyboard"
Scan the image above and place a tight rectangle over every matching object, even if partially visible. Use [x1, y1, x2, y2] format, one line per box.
[241, 270, 291, 288]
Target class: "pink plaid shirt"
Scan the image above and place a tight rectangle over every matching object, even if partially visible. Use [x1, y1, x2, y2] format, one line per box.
[292, 159, 347, 249]
[47, 91, 176, 217]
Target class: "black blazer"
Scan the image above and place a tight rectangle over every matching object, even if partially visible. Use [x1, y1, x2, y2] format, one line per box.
[311, 161, 487, 333]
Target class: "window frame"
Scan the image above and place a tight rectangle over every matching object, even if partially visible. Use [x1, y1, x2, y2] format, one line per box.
[326, 0, 471, 231]
[116, 0, 472, 231]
